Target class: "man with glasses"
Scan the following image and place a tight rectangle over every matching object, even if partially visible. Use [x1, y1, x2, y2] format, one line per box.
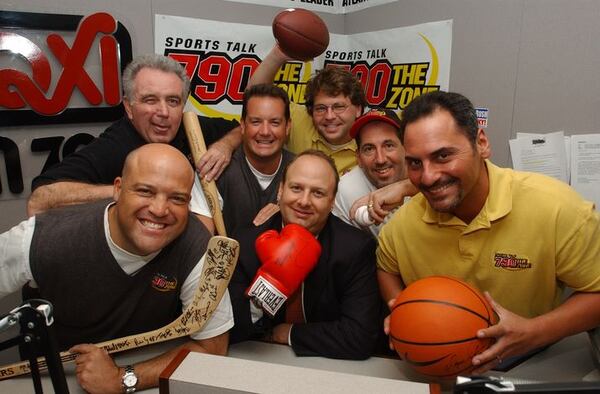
[247, 45, 367, 176]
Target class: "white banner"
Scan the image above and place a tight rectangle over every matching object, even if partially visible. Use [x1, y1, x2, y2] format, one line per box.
[222, 0, 398, 14]
[155, 14, 451, 119]
[316, 20, 452, 110]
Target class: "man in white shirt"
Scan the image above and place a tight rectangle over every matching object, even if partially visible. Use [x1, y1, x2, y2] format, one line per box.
[333, 108, 413, 236]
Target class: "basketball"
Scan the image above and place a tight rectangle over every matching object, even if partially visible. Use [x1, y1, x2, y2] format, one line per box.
[272, 8, 329, 61]
[389, 276, 497, 378]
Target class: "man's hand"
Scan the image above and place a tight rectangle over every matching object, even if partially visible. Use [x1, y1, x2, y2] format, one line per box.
[70, 344, 122, 394]
[471, 292, 543, 374]
[383, 298, 397, 352]
[195, 140, 233, 182]
[271, 323, 292, 345]
[253, 203, 280, 226]
[349, 179, 417, 225]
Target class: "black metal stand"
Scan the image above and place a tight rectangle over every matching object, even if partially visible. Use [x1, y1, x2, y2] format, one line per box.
[0, 299, 69, 394]
[454, 375, 600, 393]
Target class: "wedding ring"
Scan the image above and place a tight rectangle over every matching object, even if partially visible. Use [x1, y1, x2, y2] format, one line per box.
[496, 356, 503, 364]
[368, 202, 374, 209]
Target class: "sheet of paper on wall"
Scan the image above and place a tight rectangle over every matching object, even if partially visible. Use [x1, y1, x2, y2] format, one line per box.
[516, 132, 571, 182]
[570, 134, 600, 210]
[509, 131, 569, 183]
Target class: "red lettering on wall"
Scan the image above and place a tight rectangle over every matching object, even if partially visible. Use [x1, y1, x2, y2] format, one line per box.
[0, 12, 121, 115]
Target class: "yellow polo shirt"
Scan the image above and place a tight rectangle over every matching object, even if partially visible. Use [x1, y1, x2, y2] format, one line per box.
[377, 160, 600, 318]
[288, 102, 357, 176]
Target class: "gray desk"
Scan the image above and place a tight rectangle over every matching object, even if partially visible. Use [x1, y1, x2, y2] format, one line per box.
[0, 333, 598, 393]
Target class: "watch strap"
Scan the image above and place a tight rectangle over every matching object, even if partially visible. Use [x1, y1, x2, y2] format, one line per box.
[122, 365, 137, 393]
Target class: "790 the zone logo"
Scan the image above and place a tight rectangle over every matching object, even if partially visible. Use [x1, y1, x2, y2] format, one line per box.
[325, 59, 440, 110]
[165, 48, 439, 112]
[166, 48, 261, 105]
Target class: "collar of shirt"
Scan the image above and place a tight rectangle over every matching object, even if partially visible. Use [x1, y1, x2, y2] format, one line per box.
[313, 132, 357, 153]
[104, 202, 160, 275]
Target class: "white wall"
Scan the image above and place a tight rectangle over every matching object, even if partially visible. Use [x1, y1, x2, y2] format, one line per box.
[347, 0, 600, 166]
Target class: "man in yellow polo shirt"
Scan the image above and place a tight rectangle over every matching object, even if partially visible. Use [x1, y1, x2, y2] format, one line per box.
[248, 45, 366, 176]
[376, 91, 600, 374]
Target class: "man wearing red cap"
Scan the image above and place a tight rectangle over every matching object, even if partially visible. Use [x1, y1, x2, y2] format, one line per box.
[333, 108, 415, 237]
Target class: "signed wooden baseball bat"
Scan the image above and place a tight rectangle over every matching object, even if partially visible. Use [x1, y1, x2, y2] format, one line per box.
[0, 236, 239, 380]
[183, 111, 227, 236]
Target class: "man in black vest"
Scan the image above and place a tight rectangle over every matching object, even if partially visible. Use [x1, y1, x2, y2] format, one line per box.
[217, 83, 294, 235]
[0, 144, 233, 393]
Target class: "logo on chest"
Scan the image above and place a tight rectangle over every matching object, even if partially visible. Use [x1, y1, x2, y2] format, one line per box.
[151, 273, 177, 292]
[493, 252, 531, 271]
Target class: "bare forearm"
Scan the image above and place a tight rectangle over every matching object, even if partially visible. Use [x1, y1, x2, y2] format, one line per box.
[378, 179, 418, 209]
[214, 125, 242, 151]
[195, 214, 215, 234]
[248, 46, 291, 87]
[196, 126, 243, 181]
[27, 182, 113, 216]
[71, 334, 228, 393]
[377, 269, 403, 305]
[533, 291, 600, 347]
[472, 291, 600, 372]
[350, 179, 418, 223]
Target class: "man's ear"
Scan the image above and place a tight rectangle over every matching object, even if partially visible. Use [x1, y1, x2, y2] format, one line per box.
[476, 129, 491, 159]
[123, 99, 134, 121]
[113, 177, 123, 202]
[285, 118, 292, 138]
[240, 118, 246, 136]
[356, 147, 364, 169]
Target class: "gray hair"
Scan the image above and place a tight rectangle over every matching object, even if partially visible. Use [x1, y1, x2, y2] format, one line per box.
[122, 54, 190, 101]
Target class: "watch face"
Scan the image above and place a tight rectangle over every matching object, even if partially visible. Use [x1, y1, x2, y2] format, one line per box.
[124, 374, 137, 387]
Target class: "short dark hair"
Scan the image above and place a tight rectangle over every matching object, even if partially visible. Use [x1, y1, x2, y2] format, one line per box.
[242, 83, 290, 120]
[304, 67, 367, 115]
[399, 91, 478, 146]
[281, 149, 339, 195]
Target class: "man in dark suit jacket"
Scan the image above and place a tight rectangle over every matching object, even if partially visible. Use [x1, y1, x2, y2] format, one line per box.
[229, 150, 383, 360]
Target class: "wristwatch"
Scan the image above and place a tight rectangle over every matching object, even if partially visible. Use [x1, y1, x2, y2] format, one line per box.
[122, 365, 138, 393]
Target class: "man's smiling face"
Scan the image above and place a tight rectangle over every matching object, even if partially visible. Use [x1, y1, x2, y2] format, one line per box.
[123, 67, 185, 144]
[110, 144, 193, 256]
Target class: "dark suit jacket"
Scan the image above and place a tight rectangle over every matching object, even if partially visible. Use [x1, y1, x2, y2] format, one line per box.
[229, 213, 383, 360]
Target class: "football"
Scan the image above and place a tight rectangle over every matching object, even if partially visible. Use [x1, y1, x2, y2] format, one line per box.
[272, 8, 329, 61]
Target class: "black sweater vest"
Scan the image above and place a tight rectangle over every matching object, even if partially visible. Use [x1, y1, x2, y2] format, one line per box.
[29, 200, 210, 350]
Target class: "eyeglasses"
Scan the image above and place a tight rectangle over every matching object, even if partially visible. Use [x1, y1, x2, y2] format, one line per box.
[312, 103, 349, 116]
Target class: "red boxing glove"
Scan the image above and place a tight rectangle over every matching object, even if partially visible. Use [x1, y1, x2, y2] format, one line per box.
[246, 223, 321, 316]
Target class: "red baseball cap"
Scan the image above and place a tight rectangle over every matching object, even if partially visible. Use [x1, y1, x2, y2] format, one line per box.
[349, 108, 401, 139]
